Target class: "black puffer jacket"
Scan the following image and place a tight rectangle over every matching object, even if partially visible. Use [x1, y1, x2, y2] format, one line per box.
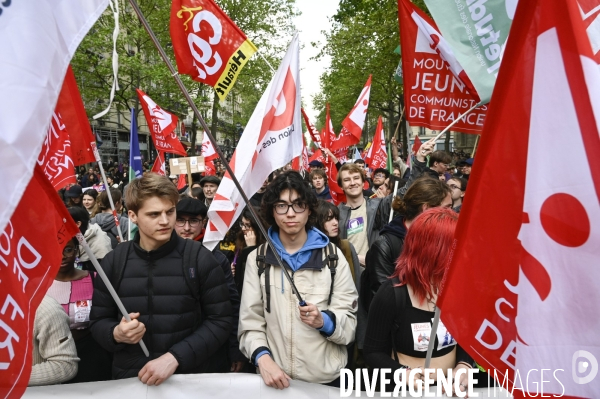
[361, 216, 407, 310]
[90, 231, 232, 379]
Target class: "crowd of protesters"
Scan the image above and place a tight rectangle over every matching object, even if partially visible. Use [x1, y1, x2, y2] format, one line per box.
[32, 139, 479, 395]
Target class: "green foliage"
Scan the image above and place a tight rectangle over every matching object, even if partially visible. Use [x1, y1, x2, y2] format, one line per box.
[313, 0, 429, 143]
[72, 0, 297, 130]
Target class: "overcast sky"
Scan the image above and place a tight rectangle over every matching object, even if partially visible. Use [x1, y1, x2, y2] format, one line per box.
[293, 0, 339, 123]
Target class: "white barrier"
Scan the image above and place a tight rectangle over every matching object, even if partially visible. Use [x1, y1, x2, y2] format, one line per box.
[23, 373, 512, 398]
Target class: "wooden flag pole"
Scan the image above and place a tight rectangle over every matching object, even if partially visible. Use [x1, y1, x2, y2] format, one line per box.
[431, 102, 482, 143]
[128, 0, 308, 305]
[471, 134, 481, 158]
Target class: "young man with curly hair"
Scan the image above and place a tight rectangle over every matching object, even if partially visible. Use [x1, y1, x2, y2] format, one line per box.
[238, 170, 358, 389]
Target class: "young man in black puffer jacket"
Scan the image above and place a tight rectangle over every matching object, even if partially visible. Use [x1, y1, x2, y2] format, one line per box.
[90, 173, 232, 384]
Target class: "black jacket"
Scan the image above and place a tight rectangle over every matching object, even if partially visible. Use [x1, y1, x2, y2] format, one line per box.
[362, 216, 407, 310]
[90, 231, 232, 379]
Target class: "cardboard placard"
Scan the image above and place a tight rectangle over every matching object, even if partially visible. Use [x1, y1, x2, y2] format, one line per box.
[169, 156, 205, 174]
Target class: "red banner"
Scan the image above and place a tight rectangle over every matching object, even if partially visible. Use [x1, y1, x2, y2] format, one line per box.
[331, 75, 371, 150]
[0, 167, 79, 398]
[364, 116, 387, 170]
[398, 0, 487, 134]
[324, 157, 346, 206]
[170, 0, 258, 102]
[438, 1, 600, 397]
[136, 89, 187, 156]
[301, 108, 321, 145]
[151, 151, 166, 176]
[56, 66, 97, 166]
[36, 112, 76, 190]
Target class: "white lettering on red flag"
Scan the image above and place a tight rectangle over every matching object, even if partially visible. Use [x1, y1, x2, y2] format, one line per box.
[0, 167, 79, 398]
[438, 1, 600, 398]
[136, 89, 187, 156]
[204, 34, 301, 250]
[0, 0, 108, 239]
[37, 113, 76, 190]
[398, 0, 487, 134]
[170, 0, 257, 102]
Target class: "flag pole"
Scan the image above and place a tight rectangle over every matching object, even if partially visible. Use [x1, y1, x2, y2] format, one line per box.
[388, 180, 399, 223]
[471, 134, 481, 157]
[92, 146, 125, 242]
[424, 307, 441, 369]
[76, 232, 149, 357]
[431, 102, 482, 143]
[128, 0, 308, 305]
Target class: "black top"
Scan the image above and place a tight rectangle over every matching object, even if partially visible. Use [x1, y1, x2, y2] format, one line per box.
[90, 231, 233, 379]
[363, 279, 457, 371]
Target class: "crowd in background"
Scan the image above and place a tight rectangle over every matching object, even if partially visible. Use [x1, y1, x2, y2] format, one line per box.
[30, 140, 480, 395]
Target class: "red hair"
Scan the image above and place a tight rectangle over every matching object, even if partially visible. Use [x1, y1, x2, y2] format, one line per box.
[390, 207, 458, 305]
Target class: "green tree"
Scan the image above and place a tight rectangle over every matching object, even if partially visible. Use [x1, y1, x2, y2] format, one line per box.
[313, 0, 428, 156]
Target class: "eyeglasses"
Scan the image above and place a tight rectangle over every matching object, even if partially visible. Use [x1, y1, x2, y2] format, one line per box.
[63, 246, 76, 256]
[175, 218, 201, 227]
[273, 202, 307, 215]
[448, 184, 461, 191]
[239, 221, 252, 229]
[374, 173, 386, 178]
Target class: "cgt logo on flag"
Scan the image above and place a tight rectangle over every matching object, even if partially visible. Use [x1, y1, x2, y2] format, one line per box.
[170, 0, 257, 102]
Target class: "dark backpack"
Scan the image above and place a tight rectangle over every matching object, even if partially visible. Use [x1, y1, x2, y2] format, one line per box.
[109, 239, 203, 301]
[255, 243, 338, 313]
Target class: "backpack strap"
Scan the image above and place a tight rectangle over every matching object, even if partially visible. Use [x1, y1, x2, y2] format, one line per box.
[324, 243, 338, 306]
[391, 277, 407, 363]
[256, 244, 271, 313]
[182, 239, 203, 302]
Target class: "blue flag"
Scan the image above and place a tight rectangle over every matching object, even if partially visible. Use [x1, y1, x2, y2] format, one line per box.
[129, 108, 144, 181]
[353, 147, 362, 161]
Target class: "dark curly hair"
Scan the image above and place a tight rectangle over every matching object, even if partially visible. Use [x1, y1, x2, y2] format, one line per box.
[261, 170, 318, 231]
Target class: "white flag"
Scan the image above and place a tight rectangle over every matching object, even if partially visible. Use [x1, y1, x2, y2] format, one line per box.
[0, 0, 108, 234]
[204, 33, 301, 250]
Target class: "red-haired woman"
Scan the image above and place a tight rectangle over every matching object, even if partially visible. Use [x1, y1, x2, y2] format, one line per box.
[363, 208, 474, 394]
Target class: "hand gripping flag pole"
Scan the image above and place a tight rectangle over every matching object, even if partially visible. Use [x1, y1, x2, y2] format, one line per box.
[128, 0, 308, 306]
[76, 232, 149, 357]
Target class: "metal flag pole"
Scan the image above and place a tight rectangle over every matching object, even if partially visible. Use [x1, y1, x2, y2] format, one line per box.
[128, 0, 307, 305]
[424, 307, 441, 369]
[92, 145, 125, 242]
[388, 181, 400, 223]
[76, 233, 149, 357]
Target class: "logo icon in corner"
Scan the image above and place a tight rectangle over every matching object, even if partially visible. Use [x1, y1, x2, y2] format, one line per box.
[572, 350, 598, 385]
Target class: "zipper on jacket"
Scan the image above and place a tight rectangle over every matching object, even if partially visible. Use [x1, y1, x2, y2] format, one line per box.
[148, 260, 154, 355]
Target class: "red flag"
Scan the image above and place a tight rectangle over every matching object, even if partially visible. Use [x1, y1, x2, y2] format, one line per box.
[412, 135, 422, 154]
[331, 76, 371, 150]
[136, 89, 187, 156]
[56, 66, 97, 165]
[151, 151, 166, 176]
[204, 159, 217, 176]
[308, 149, 325, 165]
[324, 157, 346, 206]
[206, 160, 217, 176]
[579, 0, 600, 65]
[364, 116, 387, 170]
[177, 174, 187, 190]
[438, 1, 600, 398]
[170, 0, 257, 102]
[321, 103, 335, 150]
[291, 133, 310, 172]
[36, 112, 77, 190]
[301, 108, 321, 145]
[199, 131, 219, 161]
[0, 167, 79, 398]
[398, 0, 487, 134]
